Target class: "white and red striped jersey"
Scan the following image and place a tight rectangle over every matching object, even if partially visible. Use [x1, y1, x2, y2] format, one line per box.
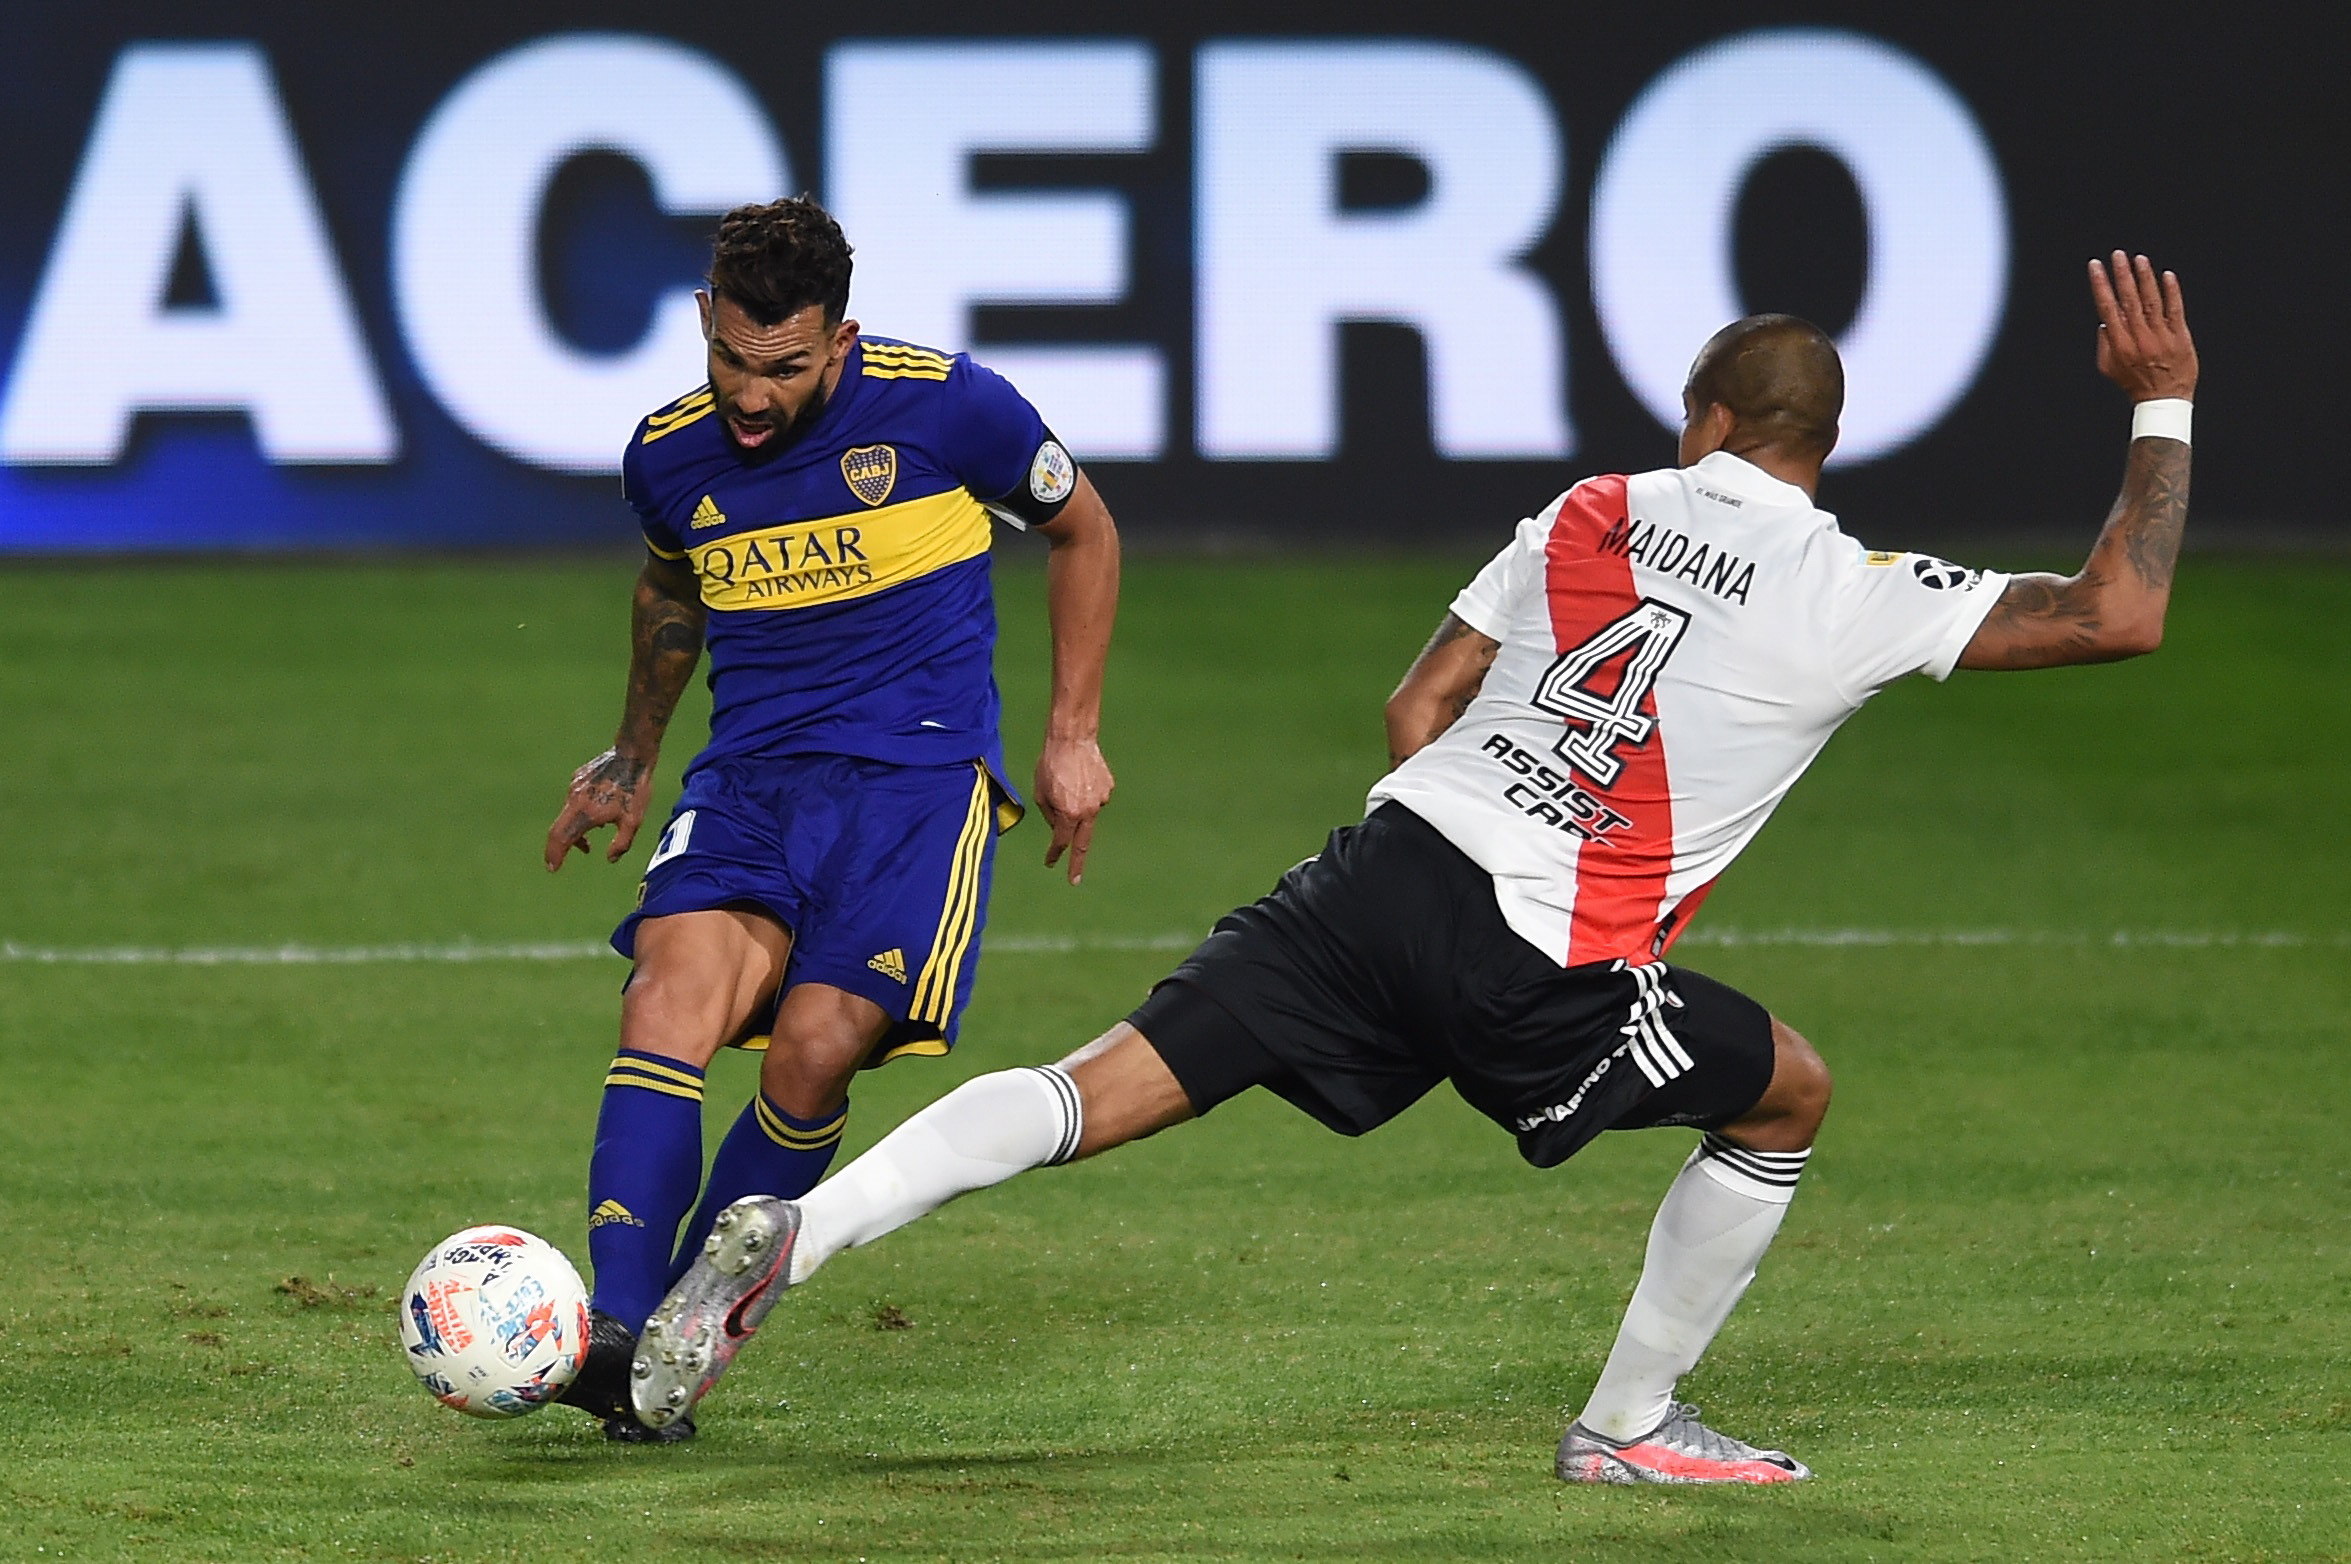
[1368, 451, 2007, 969]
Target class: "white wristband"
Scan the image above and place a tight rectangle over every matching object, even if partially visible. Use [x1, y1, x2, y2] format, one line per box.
[2131, 398, 2193, 445]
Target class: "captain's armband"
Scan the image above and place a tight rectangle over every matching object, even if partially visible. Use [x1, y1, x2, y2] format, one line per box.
[981, 434, 1078, 530]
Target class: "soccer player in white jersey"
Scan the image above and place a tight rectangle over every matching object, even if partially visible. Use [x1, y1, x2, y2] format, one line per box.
[630, 254, 2198, 1482]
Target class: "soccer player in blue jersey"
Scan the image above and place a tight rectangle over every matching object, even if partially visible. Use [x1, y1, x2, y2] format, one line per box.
[540, 198, 1120, 1440]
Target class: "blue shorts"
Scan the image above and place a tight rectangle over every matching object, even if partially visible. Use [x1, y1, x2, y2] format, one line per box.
[612, 754, 1020, 1065]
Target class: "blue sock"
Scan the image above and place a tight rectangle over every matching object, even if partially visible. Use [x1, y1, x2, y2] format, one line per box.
[667, 1093, 848, 1289]
[586, 1049, 707, 1334]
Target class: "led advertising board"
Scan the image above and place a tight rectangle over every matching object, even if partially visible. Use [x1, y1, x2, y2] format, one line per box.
[0, 3, 2328, 550]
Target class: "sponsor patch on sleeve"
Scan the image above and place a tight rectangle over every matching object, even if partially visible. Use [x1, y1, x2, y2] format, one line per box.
[1028, 439, 1075, 505]
[1910, 556, 1979, 591]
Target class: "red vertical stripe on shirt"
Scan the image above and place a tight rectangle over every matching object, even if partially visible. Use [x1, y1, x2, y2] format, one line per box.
[1544, 476, 1676, 967]
[1655, 877, 1718, 958]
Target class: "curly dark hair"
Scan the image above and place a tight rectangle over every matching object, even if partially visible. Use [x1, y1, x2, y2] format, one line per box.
[706, 197, 854, 326]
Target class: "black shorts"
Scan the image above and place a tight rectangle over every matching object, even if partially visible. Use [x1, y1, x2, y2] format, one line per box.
[1127, 804, 1776, 1168]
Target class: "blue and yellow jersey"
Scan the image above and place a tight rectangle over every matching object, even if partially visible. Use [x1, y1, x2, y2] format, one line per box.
[622, 337, 1072, 815]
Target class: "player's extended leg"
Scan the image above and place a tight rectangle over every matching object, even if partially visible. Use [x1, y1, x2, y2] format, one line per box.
[561, 908, 788, 1438]
[662, 983, 889, 1288]
[790, 1022, 1191, 1270]
[630, 1025, 1191, 1427]
[1558, 1017, 1832, 1485]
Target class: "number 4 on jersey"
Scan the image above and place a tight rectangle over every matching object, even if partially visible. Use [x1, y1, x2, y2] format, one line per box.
[1530, 599, 1692, 788]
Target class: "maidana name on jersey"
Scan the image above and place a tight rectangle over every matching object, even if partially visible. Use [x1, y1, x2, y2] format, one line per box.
[622, 337, 1075, 795]
[1370, 451, 2008, 969]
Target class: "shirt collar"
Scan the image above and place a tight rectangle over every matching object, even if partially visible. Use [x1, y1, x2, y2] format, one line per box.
[1689, 449, 1816, 510]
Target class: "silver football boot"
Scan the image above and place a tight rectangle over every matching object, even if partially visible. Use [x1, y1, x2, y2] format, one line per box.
[631, 1196, 802, 1429]
[1556, 1402, 1811, 1484]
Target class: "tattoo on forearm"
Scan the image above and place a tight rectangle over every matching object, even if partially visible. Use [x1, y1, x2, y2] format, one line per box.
[2117, 438, 2191, 591]
[1972, 437, 2189, 669]
[616, 562, 707, 757]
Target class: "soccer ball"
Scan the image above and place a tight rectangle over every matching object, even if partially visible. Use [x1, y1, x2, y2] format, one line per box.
[398, 1226, 590, 1419]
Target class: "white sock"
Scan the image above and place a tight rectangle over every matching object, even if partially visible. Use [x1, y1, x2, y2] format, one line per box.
[787, 1065, 1082, 1284]
[1576, 1133, 1810, 1443]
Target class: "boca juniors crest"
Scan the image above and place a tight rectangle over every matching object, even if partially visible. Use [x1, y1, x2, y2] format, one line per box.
[840, 445, 898, 507]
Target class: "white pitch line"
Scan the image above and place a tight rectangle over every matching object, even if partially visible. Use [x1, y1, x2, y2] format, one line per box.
[1676, 928, 2347, 950]
[990, 933, 1198, 954]
[0, 933, 1197, 966]
[0, 929, 2340, 966]
[0, 939, 616, 966]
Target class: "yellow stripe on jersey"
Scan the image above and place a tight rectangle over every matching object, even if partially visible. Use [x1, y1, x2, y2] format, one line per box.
[861, 344, 950, 364]
[687, 488, 990, 612]
[642, 406, 716, 442]
[910, 766, 991, 1024]
[641, 388, 718, 444]
[646, 388, 714, 422]
[644, 536, 688, 561]
[860, 346, 953, 382]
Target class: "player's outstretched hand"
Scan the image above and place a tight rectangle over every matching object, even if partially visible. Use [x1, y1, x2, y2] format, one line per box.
[2091, 251, 2197, 404]
[544, 749, 653, 872]
[1035, 735, 1114, 885]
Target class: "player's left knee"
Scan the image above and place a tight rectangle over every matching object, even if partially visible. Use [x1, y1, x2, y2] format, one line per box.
[1720, 1018, 1832, 1152]
[1767, 1019, 1833, 1136]
[756, 1032, 866, 1119]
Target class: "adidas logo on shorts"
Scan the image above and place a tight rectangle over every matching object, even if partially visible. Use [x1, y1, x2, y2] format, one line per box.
[867, 948, 908, 983]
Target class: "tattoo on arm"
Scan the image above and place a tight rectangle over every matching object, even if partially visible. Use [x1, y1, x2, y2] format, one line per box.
[1972, 569, 2109, 668]
[2116, 437, 2191, 591]
[1425, 615, 1500, 725]
[615, 556, 707, 761]
[1969, 437, 2190, 670]
[1389, 614, 1502, 767]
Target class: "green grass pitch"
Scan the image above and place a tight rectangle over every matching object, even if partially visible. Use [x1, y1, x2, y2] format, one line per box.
[1, 553, 2345, 1561]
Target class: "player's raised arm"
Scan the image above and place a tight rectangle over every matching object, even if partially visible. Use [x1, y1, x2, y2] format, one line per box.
[1033, 470, 1120, 884]
[1960, 253, 2197, 671]
[1386, 613, 1502, 768]
[544, 551, 708, 871]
